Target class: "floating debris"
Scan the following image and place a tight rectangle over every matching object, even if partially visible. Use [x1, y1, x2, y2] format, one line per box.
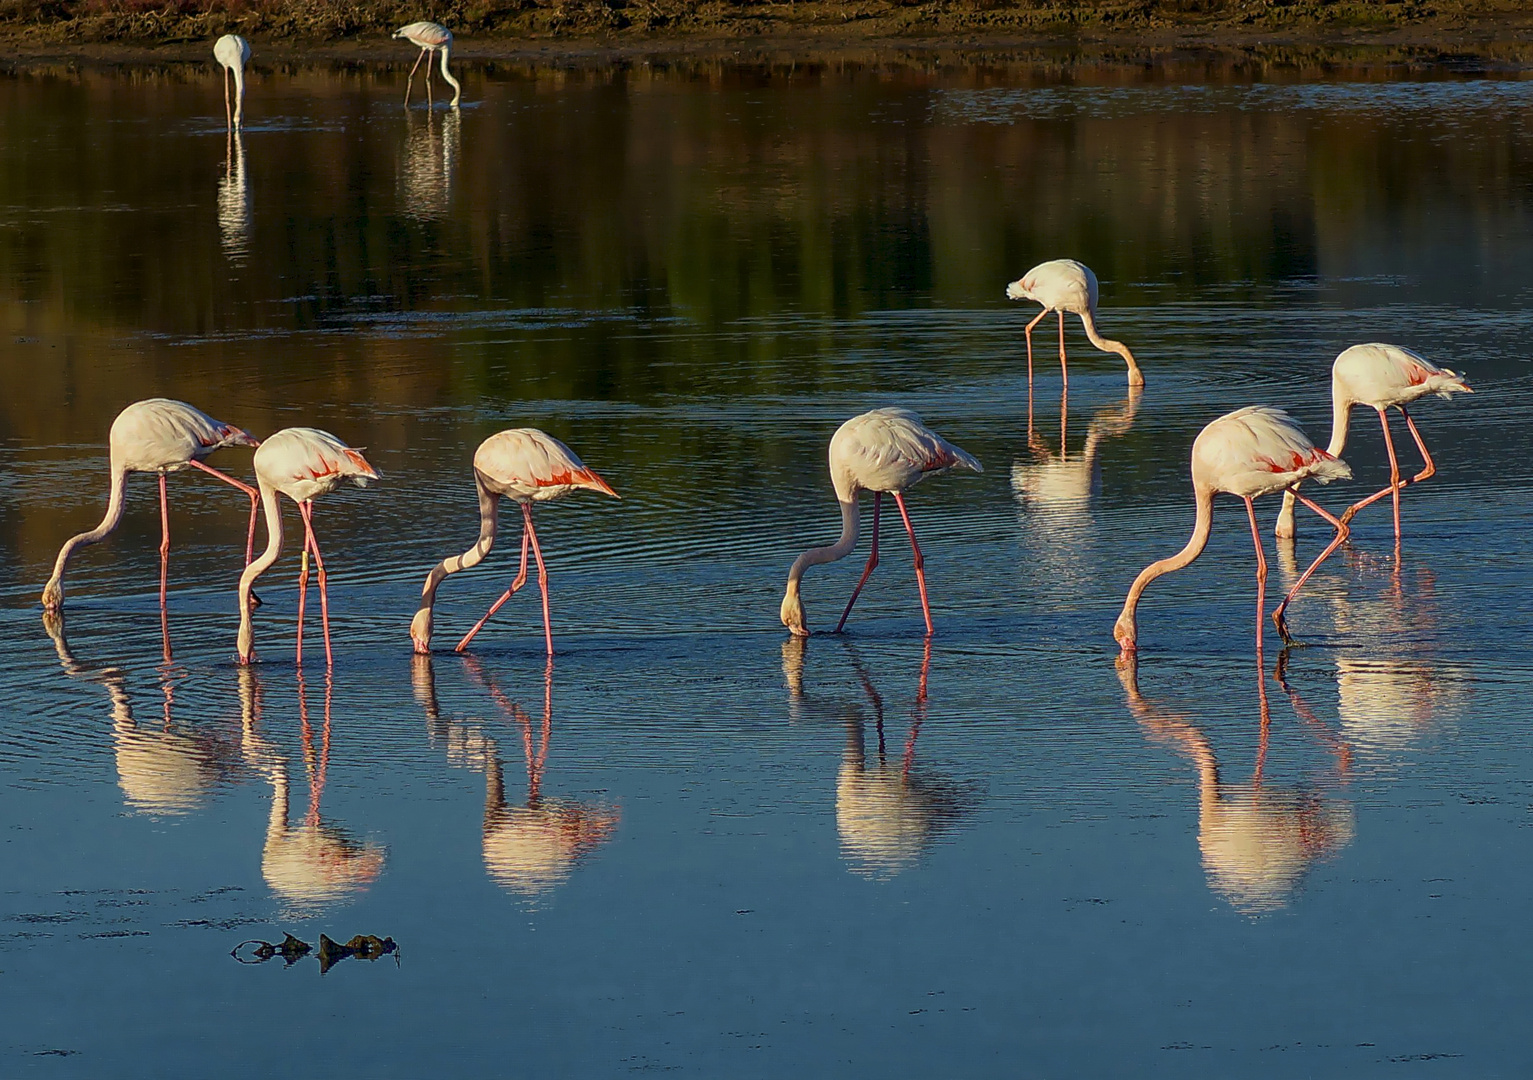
[231, 932, 398, 973]
[231, 933, 312, 966]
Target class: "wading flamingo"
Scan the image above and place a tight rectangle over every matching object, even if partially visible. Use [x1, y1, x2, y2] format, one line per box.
[394, 21, 462, 108]
[1006, 259, 1144, 389]
[213, 34, 251, 130]
[1275, 343, 1471, 545]
[237, 428, 380, 668]
[410, 429, 618, 658]
[1113, 407, 1350, 659]
[42, 399, 259, 615]
[781, 408, 981, 638]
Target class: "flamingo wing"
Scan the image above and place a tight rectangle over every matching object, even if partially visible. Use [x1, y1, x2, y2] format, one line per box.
[475, 429, 616, 497]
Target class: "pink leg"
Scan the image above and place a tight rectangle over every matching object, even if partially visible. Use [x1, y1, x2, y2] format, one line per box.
[835, 493, 881, 633]
[1023, 308, 1047, 387]
[456, 518, 531, 653]
[405, 47, 426, 105]
[299, 502, 332, 669]
[1271, 492, 1350, 643]
[295, 512, 312, 667]
[1338, 408, 1403, 537]
[524, 504, 554, 658]
[1058, 310, 1068, 391]
[1245, 496, 1267, 654]
[188, 458, 260, 567]
[158, 473, 171, 610]
[892, 492, 934, 636]
[1400, 406, 1437, 486]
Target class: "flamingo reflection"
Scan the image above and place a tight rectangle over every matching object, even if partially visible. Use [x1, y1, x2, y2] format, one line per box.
[413, 656, 619, 899]
[783, 637, 972, 879]
[237, 668, 386, 914]
[218, 131, 251, 263]
[45, 613, 234, 816]
[1119, 656, 1354, 914]
[400, 107, 460, 223]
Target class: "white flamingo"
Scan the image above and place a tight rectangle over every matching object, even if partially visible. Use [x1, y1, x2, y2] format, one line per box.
[237, 428, 380, 668]
[1006, 259, 1144, 388]
[42, 398, 259, 615]
[781, 408, 981, 638]
[213, 34, 251, 130]
[393, 21, 462, 108]
[411, 428, 618, 657]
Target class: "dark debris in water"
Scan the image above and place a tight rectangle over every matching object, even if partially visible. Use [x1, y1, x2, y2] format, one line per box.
[232, 932, 399, 974]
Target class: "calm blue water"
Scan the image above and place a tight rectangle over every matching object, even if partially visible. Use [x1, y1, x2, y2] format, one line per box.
[1, 60, 1532, 1076]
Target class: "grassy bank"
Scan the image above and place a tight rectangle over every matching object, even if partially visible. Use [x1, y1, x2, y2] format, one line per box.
[0, 0, 1530, 50]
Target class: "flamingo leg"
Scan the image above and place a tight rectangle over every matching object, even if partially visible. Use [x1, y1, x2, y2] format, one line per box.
[187, 459, 260, 567]
[224, 67, 233, 130]
[158, 473, 171, 610]
[405, 47, 427, 106]
[1058, 309, 1068, 391]
[834, 492, 881, 633]
[1023, 308, 1047, 387]
[296, 512, 312, 667]
[299, 502, 332, 669]
[1338, 407, 1404, 538]
[524, 503, 554, 658]
[1271, 492, 1351, 644]
[456, 518, 531, 653]
[425, 48, 434, 105]
[1400, 406, 1437, 487]
[1245, 496, 1267, 654]
[892, 492, 934, 636]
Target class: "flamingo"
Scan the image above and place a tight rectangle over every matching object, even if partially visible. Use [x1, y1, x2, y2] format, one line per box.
[410, 429, 618, 658]
[1275, 343, 1471, 545]
[1005, 259, 1144, 388]
[213, 34, 251, 130]
[1113, 406, 1351, 658]
[41, 398, 260, 615]
[780, 408, 982, 638]
[393, 21, 462, 108]
[237, 428, 381, 668]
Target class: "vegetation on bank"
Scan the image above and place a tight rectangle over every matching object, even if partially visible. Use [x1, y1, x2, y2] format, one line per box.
[0, 0, 1526, 46]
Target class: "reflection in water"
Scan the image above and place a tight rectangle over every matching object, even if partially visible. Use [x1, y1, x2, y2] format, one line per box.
[218, 131, 251, 263]
[783, 638, 972, 880]
[45, 614, 233, 816]
[399, 108, 460, 223]
[1120, 657, 1354, 914]
[413, 656, 619, 900]
[238, 668, 386, 914]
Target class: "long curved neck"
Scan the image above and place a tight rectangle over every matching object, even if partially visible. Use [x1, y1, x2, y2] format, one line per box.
[1327, 382, 1352, 457]
[44, 463, 129, 607]
[788, 495, 860, 586]
[417, 475, 498, 616]
[237, 479, 284, 658]
[232, 63, 245, 127]
[439, 46, 462, 106]
[1117, 484, 1214, 636]
[1079, 308, 1144, 385]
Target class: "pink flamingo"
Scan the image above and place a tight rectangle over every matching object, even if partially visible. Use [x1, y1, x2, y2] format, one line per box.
[237, 428, 380, 668]
[1275, 343, 1471, 544]
[1113, 407, 1351, 659]
[780, 407, 982, 638]
[1006, 259, 1144, 389]
[393, 21, 462, 108]
[410, 429, 618, 657]
[42, 398, 260, 615]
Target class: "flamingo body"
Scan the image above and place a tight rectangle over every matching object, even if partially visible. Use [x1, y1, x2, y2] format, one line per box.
[410, 429, 618, 655]
[1006, 259, 1144, 387]
[1275, 343, 1471, 540]
[1113, 407, 1350, 656]
[394, 21, 462, 108]
[780, 408, 981, 637]
[42, 398, 258, 613]
[213, 34, 251, 129]
[237, 428, 380, 667]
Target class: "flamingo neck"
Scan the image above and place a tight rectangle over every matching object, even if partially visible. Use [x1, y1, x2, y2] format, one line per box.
[1079, 308, 1144, 386]
[1327, 383, 1353, 457]
[1115, 483, 1214, 648]
[237, 478, 285, 661]
[439, 46, 462, 106]
[232, 64, 245, 126]
[43, 463, 129, 610]
[788, 495, 860, 586]
[412, 474, 499, 648]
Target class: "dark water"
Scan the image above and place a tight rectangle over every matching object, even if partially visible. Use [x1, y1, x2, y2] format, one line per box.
[2, 59, 1532, 1076]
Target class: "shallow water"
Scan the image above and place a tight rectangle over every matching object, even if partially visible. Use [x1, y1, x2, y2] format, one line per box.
[2, 59, 1533, 1076]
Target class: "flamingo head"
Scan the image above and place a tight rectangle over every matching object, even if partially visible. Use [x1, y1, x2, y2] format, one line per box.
[41, 578, 63, 614]
[780, 581, 809, 638]
[1112, 611, 1137, 659]
[409, 608, 433, 655]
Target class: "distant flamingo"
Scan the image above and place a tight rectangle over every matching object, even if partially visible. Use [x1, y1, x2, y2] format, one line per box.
[213, 34, 251, 130]
[410, 429, 619, 657]
[1006, 259, 1144, 388]
[781, 408, 982, 638]
[1275, 343, 1471, 545]
[237, 428, 381, 668]
[42, 398, 259, 615]
[393, 21, 462, 108]
[1113, 407, 1351, 658]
